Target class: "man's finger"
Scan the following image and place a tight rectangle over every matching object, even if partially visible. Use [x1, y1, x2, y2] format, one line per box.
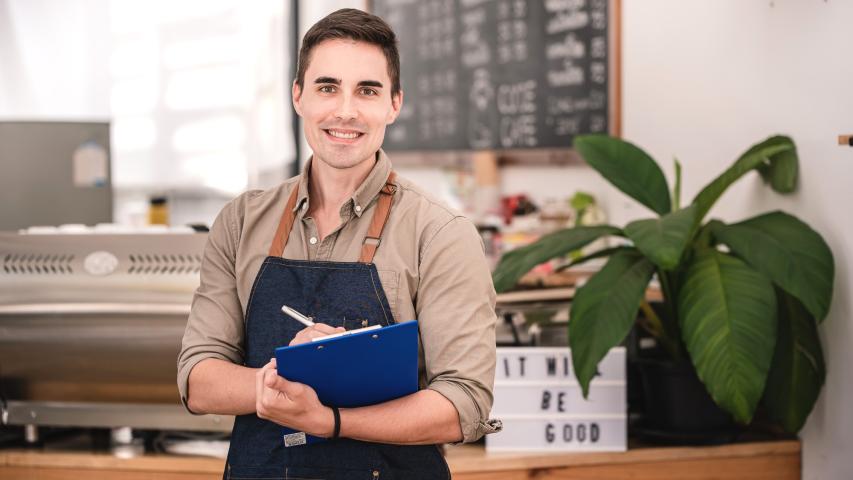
[255, 366, 267, 414]
[260, 376, 287, 411]
[289, 331, 311, 346]
[257, 361, 276, 399]
[263, 368, 297, 395]
[271, 375, 307, 399]
[263, 367, 281, 388]
[311, 323, 340, 334]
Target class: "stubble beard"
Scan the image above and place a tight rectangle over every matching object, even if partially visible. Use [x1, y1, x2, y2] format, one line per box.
[315, 146, 373, 170]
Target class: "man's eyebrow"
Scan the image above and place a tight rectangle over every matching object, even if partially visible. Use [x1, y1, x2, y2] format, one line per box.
[358, 80, 384, 88]
[314, 76, 341, 85]
[312, 77, 384, 89]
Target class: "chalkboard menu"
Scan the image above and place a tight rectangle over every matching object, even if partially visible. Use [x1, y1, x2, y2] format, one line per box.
[372, 0, 614, 152]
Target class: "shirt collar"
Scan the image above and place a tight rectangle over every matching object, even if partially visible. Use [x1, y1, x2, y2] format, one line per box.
[293, 149, 393, 218]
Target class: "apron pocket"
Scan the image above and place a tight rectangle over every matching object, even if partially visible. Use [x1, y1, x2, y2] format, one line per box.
[227, 464, 375, 480]
[227, 464, 285, 480]
[284, 465, 379, 480]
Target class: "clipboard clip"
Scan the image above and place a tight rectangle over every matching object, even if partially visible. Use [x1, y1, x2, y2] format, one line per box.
[311, 324, 382, 342]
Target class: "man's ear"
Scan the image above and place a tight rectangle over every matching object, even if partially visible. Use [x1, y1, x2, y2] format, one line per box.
[387, 90, 404, 124]
[292, 80, 304, 116]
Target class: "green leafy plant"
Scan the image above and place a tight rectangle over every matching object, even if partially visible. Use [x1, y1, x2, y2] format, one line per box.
[492, 135, 833, 432]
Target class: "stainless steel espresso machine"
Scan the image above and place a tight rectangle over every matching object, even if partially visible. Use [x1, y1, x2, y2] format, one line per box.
[0, 230, 234, 443]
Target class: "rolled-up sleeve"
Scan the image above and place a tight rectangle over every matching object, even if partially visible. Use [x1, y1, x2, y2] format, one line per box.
[418, 216, 499, 443]
[177, 197, 246, 412]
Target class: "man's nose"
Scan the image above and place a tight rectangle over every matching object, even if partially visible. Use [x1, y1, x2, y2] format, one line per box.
[334, 92, 357, 121]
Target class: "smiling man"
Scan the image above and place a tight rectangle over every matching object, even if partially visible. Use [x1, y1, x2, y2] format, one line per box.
[177, 8, 499, 480]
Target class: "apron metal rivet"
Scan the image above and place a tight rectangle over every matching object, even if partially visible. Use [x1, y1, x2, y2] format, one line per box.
[372, 334, 379, 339]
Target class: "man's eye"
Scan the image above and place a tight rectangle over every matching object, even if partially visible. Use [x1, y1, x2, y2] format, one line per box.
[319, 85, 336, 93]
[360, 88, 378, 96]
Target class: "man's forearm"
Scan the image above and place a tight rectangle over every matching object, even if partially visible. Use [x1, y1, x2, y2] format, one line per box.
[339, 389, 463, 445]
[191, 358, 465, 445]
[187, 358, 256, 415]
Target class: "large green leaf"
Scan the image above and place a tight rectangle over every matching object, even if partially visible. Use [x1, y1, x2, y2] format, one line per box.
[556, 246, 633, 271]
[757, 141, 798, 192]
[573, 135, 671, 215]
[624, 204, 698, 270]
[492, 225, 621, 292]
[692, 136, 797, 224]
[569, 250, 656, 396]
[678, 249, 777, 423]
[712, 212, 834, 322]
[762, 289, 826, 433]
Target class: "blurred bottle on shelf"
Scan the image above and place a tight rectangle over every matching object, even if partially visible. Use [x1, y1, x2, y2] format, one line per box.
[148, 196, 169, 226]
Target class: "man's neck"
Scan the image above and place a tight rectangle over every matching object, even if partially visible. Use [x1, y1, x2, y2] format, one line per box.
[308, 154, 376, 217]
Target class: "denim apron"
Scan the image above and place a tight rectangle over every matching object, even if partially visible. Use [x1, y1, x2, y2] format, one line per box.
[224, 171, 451, 480]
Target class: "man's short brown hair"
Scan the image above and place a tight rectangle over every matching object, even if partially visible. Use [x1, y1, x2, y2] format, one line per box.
[296, 8, 401, 98]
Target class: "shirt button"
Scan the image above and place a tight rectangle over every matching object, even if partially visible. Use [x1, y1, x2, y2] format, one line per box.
[302, 203, 308, 210]
[355, 205, 362, 213]
[309, 237, 318, 245]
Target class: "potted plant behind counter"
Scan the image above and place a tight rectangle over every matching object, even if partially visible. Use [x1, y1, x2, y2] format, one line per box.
[491, 134, 834, 436]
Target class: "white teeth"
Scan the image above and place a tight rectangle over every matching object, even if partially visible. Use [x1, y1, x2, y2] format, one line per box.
[327, 129, 360, 139]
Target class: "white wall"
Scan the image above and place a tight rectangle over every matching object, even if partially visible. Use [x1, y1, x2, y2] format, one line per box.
[619, 2, 851, 478]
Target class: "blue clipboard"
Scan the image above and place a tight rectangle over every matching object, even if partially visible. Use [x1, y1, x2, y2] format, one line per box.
[274, 320, 419, 446]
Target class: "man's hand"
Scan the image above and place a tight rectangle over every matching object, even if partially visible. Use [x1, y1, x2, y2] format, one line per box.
[289, 323, 345, 346]
[255, 359, 335, 437]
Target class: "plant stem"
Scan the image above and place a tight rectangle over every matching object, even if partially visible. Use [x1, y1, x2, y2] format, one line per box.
[639, 300, 681, 360]
[638, 300, 664, 337]
[673, 157, 682, 212]
[656, 270, 683, 361]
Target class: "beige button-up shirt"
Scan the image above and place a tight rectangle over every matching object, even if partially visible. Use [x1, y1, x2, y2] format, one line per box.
[178, 150, 498, 442]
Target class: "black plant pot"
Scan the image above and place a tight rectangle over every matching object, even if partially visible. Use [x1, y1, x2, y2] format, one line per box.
[635, 358, 739, 444]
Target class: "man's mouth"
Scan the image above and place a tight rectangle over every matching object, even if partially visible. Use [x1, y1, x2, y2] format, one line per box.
[324, 129, 364, 141]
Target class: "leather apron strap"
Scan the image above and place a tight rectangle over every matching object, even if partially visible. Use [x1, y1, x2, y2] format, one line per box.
[268, 171, 398, 264]
[358, 171, 397, 263]
[268, 182, 301, 258]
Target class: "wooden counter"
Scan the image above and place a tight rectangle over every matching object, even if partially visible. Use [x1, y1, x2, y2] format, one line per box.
[0, 440, 800, 479]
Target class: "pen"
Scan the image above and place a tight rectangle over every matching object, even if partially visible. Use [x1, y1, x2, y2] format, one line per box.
[281, 305, 315, 328]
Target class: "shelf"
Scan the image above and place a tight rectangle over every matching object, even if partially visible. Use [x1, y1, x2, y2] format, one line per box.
[0, 440, 800, 480]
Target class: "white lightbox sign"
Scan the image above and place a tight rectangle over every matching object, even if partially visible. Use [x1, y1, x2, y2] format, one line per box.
[488, 347, 627, 452]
